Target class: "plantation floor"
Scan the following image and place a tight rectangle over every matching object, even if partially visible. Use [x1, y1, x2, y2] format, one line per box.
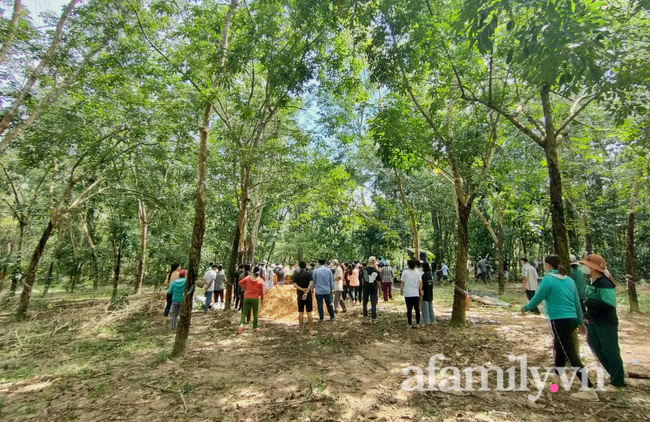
[1, 282, 649, 422]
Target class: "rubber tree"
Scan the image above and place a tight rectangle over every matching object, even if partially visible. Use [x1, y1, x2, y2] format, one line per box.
[455, 0, 629, 268]
[360, 0, 501, 325]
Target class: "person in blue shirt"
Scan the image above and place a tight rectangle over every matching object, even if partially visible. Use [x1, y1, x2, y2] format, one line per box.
[312, 258, 335, 321]
[167, 269, 186, 331]
[522, 255, 597, 401]
[441, 262, 449, 281]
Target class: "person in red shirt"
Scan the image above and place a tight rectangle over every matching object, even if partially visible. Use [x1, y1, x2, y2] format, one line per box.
[237, 266, 265, 334]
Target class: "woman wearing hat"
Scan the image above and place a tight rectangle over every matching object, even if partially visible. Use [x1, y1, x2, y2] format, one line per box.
[522, 255, 597, 400]
[580, 254, 626, 387]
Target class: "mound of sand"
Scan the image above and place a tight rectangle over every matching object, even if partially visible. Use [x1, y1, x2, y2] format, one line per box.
[261, 284, 299, 321]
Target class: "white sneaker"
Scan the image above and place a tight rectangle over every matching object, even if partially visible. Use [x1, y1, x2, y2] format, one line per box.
[571, 388, 599, 401]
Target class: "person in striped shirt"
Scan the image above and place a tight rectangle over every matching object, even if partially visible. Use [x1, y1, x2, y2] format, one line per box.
[380, 261, 395, 302]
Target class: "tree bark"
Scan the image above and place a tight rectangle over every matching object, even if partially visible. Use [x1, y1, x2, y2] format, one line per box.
[70, 262, 82, 293]
[42, 261, 54, 296]
[81, 216, 100, 290]
[246, 196, 265, 264]
[540, 85, 570, 269]
[581, 191, 592, 254]
[134, 200, 147, 294]
[111, 244, 122, 302]
[0, 0, 79, 137]
[17, 220, 54, 317]
[171, 0, 239, 357]
[625, 180, 640, 313]
[451, 199, 471, 326]
[0, 0, 22, 65]
[431, 208, 444, 263]
[171, 103, 211, 357]
[394, 167, 419, 260]
[496, 203, 505, 295]
[225, 224, 241, 311]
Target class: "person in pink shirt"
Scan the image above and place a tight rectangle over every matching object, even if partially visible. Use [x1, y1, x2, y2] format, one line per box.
[237, 266, 265, 334]
[348, 263, 360, 305]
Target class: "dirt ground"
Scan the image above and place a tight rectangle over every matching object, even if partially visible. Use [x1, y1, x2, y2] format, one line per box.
[1, 282, 649, 422]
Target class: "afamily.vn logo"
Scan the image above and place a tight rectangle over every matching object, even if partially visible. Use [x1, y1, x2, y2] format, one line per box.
[401, 354, 605, 401]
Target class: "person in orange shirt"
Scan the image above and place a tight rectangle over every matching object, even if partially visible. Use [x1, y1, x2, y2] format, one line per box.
[237, 266, 265, 334]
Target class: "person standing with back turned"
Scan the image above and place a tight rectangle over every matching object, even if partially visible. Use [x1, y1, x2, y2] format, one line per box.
[313, 258, 335, 322]
[362, 257, 382, 323]
[521, 257, 540, 315]
[237, 266, 265, 334]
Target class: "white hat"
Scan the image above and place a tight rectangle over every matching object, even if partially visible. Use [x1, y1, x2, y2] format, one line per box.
[385, 260, 390, 265]
[368, 256, 377, 264]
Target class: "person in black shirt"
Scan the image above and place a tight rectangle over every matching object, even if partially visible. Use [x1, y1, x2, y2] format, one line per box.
[421, 262, 435, 325]
[292, 261, 315, 335]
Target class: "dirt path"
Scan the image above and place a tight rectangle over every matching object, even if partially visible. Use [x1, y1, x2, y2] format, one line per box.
[1, 284, 649, 421]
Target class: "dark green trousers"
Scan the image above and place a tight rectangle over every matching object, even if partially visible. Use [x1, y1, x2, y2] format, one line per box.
[587, 324, 626, 386]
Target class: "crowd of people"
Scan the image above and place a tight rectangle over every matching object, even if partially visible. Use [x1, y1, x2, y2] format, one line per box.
[161, 251, 627, 397]
[161, 257, 445, 334]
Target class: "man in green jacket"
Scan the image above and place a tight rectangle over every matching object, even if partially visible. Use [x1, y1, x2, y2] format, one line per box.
[167, 269, 186, 331]
[580, 254, 626, 387]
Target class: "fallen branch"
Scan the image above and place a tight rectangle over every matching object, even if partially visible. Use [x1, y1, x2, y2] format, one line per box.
[589, 403, 611, 417]
[180, 392, 188, 413]
[140, 382, 180, 394]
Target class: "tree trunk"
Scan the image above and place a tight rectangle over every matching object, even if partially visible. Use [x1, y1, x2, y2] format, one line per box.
[42, 261, 54, 296]
[431, 208, 443, 262]
[394, 168, 419, 259]
[17, 220, 54, 317]
[296, 202, 304, 262]
[171, 103, 211, 357]
[70, 262, 82, 293]
[0, 0, 23, 66]
[0, 0, 79, 137]
[225, 224, 241, 311]
[134, 200, 147, 294]
[246, 199, 265, 264]
[111, 244, 122, 302]
[625, 181, 640, 313]
[450, 200, 471, 326]
[496, 204, 505, 295]
[541, 85, 570, 269]
[171, 0, 239, 357]
[581, 191, 592, 254]
[82, 217, 100, 290]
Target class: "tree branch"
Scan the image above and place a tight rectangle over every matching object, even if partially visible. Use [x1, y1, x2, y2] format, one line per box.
[128, 0, 205, 95]
[554, 93, 597, 138]
[0, 0, 22, 65]
[0, 0, 79, 136]
[0, 41, 107, 153]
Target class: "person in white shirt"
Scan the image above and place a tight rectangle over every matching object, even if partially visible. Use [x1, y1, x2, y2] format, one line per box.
[521, 257, 540, 314]
[203, 264, 218, 313]
[332, 260, 347, 313]
[400, 259, 423, 327]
